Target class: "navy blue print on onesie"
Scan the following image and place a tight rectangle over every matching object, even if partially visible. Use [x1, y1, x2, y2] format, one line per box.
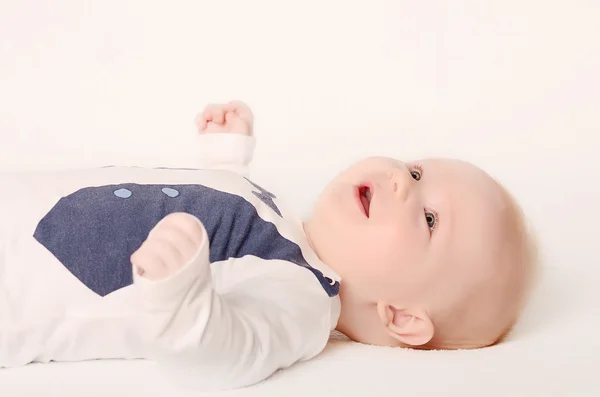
[33, 183, 339, 297]
[244, 178, 282, 217]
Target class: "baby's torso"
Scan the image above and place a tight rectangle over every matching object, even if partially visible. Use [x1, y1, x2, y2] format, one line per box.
[0, 166, 339, 366]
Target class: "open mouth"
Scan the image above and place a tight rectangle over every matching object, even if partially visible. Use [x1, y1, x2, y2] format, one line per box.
[357, 185, 372, 217]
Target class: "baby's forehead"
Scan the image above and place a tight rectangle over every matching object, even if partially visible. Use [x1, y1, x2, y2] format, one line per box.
[418, 158, 500, 195]
[422, 159, 508, 254]
[416, 158, 485, 177]
[415, 159, 524, 325]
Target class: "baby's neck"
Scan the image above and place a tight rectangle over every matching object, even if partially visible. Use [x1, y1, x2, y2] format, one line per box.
[302, 221, 390, 345]
[302, 220, 341, 274]
[335, 291, 397, 347]
[302, 221, 319, 257]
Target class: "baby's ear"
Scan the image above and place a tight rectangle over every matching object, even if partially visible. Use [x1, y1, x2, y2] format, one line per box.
[376, 302, 434, 346]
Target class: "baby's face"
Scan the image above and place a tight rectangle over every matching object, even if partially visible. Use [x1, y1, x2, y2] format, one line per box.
[305, 157, 507, 317]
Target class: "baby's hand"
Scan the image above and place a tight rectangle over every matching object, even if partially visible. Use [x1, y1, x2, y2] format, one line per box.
[195, 100, 254, 136]
[131, 213, 205, 281]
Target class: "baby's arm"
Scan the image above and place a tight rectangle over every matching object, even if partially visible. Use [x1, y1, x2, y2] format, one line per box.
[131, 213, 332, 390]
[195, 101, 256, 177]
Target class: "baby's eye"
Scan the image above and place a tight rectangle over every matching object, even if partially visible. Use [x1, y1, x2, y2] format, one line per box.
[410, 170, 421, 181]
[425, 211, 437, 230]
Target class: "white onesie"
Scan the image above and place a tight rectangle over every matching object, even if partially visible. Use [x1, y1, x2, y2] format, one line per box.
[0, 134, 341, 390]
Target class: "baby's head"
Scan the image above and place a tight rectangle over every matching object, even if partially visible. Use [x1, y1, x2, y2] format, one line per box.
[304, 157, 537, 349]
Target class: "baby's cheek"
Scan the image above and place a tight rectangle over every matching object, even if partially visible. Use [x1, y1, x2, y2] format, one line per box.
[378, 232, 424, 273]
[355, 238, 403, 276]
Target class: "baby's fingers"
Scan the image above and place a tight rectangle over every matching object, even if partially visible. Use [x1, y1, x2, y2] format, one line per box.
[203, 104, 225, 125]
[195, 112, 207, 131]
[131, 244, 170, 281]
[225, 111, 240, 124]
[226, 100, 252, 119]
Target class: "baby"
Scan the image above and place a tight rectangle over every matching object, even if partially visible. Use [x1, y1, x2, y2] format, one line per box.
[0, 101, 536, 390]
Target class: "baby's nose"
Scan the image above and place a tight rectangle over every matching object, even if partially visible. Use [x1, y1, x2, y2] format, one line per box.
[389, 169, 413, 201]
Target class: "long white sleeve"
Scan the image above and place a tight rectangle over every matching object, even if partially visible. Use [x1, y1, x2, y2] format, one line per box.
[133, 228, 336, 391]
[196, 133, 256, 176]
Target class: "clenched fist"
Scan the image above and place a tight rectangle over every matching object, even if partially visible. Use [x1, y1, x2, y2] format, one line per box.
[131, 213, 206, 281]
[195, 100, 254, 136]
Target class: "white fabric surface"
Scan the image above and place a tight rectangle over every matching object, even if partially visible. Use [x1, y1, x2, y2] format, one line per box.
[1, 0, 599, 395]
[0, 265, 598, 397]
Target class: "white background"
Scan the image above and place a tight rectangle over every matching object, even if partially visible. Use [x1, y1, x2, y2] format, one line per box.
[1, 0, 599, 274]
[1, 1, 599, 395]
